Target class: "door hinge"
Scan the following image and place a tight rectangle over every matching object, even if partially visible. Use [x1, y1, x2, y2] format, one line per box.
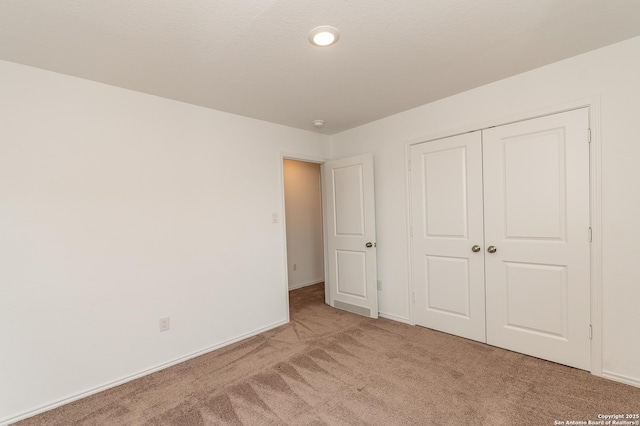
[412, 292, 416, 303]
[410, 227, 413, 238]
[587, 128, 591, 143]
[588, 227, 593, 242]
[589, 325, 593, 340]
[408, 160, 412, 171]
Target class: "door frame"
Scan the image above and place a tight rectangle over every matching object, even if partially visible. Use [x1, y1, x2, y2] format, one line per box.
[278, 152, 330, 323]
[404, 97, 603, 376]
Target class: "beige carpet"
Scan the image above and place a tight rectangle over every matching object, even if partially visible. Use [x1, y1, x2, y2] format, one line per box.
[17, 283, 640, 425]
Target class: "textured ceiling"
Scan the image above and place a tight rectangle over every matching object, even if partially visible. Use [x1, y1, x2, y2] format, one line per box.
[2, 1, 640, 134]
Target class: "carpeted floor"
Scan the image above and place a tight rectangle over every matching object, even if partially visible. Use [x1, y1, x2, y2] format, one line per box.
[16, 283, 640, 425]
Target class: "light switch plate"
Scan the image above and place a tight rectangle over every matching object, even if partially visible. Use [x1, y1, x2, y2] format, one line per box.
[159, 316, 170, 332]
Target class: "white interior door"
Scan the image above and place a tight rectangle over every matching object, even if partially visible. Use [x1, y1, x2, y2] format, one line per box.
[323, 154, 378, 318]
[483, 108, 591, 369]
[410, 131, 486, 342]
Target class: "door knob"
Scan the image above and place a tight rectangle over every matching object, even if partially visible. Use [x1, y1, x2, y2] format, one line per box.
[365, 242, 373, 248]
[471, 245, 481, 252]
[487, 246, 497, 253]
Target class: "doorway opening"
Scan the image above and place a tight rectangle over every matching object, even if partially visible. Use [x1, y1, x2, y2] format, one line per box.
[282, 159, 325, 314]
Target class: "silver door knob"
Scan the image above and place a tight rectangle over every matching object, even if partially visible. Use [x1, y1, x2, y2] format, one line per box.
[487, 246, 497, 253]
[365, 242, 373, 248]
[471, 245, 481, 252]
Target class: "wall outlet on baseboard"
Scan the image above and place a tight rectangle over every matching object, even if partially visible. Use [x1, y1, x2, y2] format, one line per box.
[377, 280, 382, 290]
[159, 316, 170, 332]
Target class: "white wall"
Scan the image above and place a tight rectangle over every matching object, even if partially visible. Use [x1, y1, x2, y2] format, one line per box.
[283, 160, 324, 290]
[331, 36, 640, 385]
[0, 60, 330, 423]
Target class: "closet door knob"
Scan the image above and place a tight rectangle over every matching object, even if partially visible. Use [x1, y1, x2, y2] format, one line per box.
[471, 245, 481, 252]
[365, 242, 373, 248]
[487, 246, 497, 254]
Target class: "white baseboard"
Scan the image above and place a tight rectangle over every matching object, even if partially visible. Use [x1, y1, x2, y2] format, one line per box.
[379, 312, 412, 324]
[288, 279, 324, 291]
[601, 370, 640, 388]
[1, 319, 288, 426]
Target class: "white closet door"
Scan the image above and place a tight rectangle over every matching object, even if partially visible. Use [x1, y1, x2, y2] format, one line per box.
[410, 131, 486, 342]
[483, 108, 591, 370]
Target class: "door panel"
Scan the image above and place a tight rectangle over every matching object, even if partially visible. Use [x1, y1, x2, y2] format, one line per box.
[423, 146, 469, 238]
[504, 262, 567, 337]
[502, 128, 567, 240]
[425, 255, 470, 317]
[483, 108, 590, 370]
[323, 154, 378, 318]
[333, 164, 365, 236]
[336, 250, 367, 298]
[411, 132, 486, 342]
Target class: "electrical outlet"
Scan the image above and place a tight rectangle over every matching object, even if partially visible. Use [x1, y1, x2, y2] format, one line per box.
[377, 280, 382, 290]
[293, 263, 297, 271]
[272, 213, 278, 223]
[159, 316, 170, 332]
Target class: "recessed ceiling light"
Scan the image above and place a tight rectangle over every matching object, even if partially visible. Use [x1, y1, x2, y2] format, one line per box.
[313, 120, 325, 128]
[308, 26, 340, 47]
